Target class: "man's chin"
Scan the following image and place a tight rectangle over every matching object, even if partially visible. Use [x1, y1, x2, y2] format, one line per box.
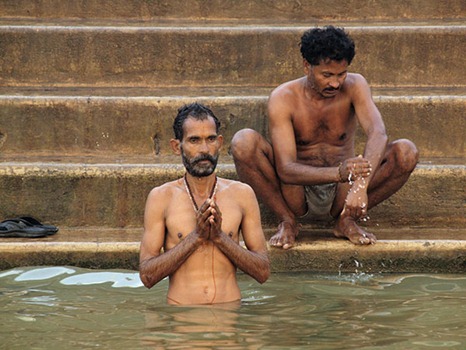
[322, 89, 339, 97]
[186, 167, 216, 178]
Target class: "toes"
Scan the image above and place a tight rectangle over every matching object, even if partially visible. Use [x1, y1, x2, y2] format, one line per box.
[356, 233, 376, 245]
[358, 237, 370, 245]
[282, 243, 293, 250]
[281, 235, 295, 249]
[269, 235, 293, 249]
[268, 236, 283, 247]
[269, 222, 298, 249]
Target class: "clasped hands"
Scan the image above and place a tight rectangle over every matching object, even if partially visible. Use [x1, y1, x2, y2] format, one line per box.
[195, 198, 223, 242]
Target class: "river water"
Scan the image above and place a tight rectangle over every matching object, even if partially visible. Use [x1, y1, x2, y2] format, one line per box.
[1, 267, 465, 349]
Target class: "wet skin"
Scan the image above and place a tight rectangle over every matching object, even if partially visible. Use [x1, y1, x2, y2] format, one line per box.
[139, 117, 270, 304]
[231, 59, 418, 248]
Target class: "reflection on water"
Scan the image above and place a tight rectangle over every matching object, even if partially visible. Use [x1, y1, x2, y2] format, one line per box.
[1, 267, 465, 350]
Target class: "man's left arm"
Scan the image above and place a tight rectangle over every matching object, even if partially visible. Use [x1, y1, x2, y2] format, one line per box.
[209, 184, 270, 284]
[347, 74, 388, 217]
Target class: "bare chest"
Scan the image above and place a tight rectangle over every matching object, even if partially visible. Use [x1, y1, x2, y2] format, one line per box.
[165, 195, 242, 245]
[293, 97, 356, 147]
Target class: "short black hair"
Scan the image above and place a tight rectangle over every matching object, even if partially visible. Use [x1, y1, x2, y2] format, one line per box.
[173, 102, 221, 140]
[300, 26, 355, 66]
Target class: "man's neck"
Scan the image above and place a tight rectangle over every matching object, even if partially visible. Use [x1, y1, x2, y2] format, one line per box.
[302, 78, 323, 101]
[184, 173, 217, 196]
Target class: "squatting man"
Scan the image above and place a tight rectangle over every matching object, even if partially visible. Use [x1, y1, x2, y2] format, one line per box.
[139, 102, 270, 305]
[231, 26, 419, 249]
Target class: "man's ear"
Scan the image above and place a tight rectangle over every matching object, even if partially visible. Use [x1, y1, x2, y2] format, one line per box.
[303, 59, 310, 74]
[217, 135, 224, 150]
[170, 138, 181, 155]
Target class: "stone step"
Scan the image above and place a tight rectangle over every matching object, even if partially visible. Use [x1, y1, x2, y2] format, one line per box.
[1, 0, 464, 22]
[0, 1, 464, 274]
[1, 23, 465, 88]
[0, 161, 464, 228]
[0, 226, 464, 273]
[1, 87, 465, 159]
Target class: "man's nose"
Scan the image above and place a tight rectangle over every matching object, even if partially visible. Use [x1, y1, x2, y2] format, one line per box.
[329, 78, 340, 89]
[199, 140, 210, 152]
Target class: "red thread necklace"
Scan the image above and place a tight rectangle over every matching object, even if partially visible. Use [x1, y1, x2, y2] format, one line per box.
[183, 174, 218, 212]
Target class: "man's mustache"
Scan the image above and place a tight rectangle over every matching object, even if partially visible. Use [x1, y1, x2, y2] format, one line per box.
[192, 154, 216, 165]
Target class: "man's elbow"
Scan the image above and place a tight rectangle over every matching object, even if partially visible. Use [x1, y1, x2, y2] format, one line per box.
[256, 258, 271, 284]
[139, 263, 159, 289]
[257, 268, 270, 284]
[276, 166, 295, 185]
[373, 128, 388, 146]
[380, 131, 388, 145]
[139, 271, 155, 289]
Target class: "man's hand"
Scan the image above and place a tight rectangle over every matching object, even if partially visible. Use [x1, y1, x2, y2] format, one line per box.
[340, 155, 372, 182]
[207, 199, 223, 242]
[343, 181, 368, 220]
[196, 200, 214, 241]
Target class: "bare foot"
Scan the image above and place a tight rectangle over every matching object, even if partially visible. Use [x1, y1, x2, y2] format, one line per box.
[269, 221, 299, 249]
[333, 216, 377, 245]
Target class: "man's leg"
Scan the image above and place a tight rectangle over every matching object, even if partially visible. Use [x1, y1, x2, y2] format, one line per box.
[331, 139, 419, 244]
[367, 139, 419, 208]
[230, 129, 304, 249]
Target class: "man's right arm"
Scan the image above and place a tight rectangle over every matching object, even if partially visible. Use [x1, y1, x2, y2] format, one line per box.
[139, 186, 202, 289]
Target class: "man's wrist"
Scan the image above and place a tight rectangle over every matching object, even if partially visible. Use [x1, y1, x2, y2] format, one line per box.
[337, 163, 345, 183]
[350, 178, 368, 192]
[211, 230, 227, 244]
[191, 230, 206, 245]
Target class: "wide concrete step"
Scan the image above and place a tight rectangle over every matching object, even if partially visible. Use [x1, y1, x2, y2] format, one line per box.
[0, 226, 464, 273]
[1, 87, 465, 159]
[1, 0, 464, 22]
[0, 1, 464, 275]
[0, 161, 464, 229]
[1, 23, 465, 88]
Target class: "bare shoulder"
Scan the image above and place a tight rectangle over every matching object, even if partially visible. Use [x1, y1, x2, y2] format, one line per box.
[345, 73, 370, 91]
[218, 177, 253, 192]
[146, 179, 182, 203]
[218, 178, 256, 199]
[268, 77, 305, 121]
[217, 178, 259, 220]
[270, 77, 304, 101]
[344, 73, 375, 107]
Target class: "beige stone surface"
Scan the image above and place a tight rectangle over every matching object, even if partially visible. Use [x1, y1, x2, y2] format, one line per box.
[0, 1, 464, 272]
[1, 227, 464, 272]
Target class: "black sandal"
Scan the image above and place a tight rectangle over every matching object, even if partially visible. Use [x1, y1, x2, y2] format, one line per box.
[0, 217, 58, 238]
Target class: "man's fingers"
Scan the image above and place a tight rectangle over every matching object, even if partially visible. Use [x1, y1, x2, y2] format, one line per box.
[200, 207, 212, 219]
[198, 200, 211, 214]
[210, 200, 222, 216]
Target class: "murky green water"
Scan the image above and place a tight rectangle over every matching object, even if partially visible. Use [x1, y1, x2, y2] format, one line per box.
[1, 267, 465, 350]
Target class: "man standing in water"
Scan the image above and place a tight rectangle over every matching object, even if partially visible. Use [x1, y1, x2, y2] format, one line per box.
[231, 26, 418, 249]
[139, 102, 270, 305]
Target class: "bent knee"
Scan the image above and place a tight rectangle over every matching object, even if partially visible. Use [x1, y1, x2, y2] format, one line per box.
[230, 128, 263, 159]
[391, 139, 419, 172]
